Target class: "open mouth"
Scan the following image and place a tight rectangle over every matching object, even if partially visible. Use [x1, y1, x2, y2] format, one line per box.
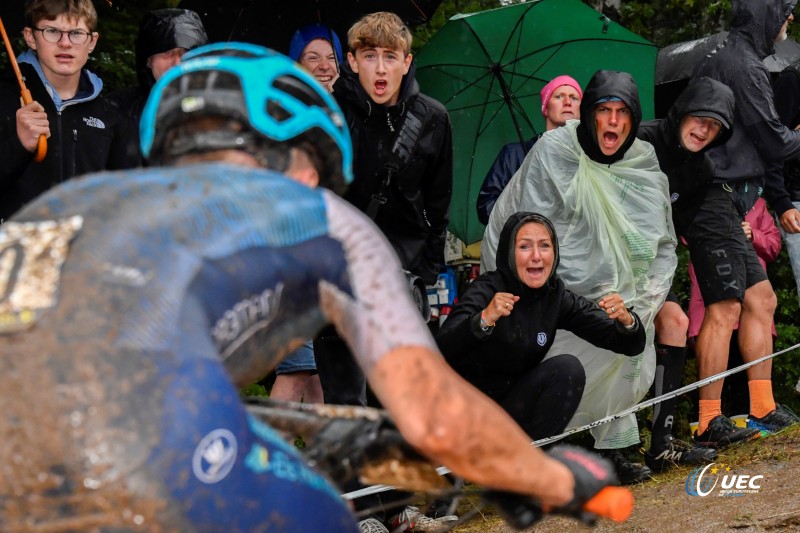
[602, 132, 618, 148]
[690, 132, 708, 143]
[527, 267, 545, 277]
[316, 74, 333, 83]
[374, 80, 387, 95]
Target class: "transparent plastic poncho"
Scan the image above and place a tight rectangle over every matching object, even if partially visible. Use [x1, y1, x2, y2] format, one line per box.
[481, 122, 677, 448]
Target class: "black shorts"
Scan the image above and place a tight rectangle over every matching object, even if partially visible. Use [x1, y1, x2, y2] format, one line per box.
[683, 185, 767, 306]
[664, 289, 679, 305]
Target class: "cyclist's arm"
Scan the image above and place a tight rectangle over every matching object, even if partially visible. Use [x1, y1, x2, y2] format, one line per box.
[369, 344, 574, 507]
[320, 192, 574, 507]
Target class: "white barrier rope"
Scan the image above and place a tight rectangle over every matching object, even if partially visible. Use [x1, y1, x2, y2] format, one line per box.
[342, 341, 800, 500]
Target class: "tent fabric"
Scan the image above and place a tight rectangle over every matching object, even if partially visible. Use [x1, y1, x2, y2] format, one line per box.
[480, 122, 677, 448]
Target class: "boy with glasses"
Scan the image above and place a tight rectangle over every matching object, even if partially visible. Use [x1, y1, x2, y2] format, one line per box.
[0, 0, 135, 222]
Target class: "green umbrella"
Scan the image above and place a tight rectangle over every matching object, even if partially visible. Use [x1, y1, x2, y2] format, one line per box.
[415, 0, 658, 245]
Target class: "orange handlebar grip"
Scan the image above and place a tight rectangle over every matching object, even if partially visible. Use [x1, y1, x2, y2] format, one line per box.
[583, 486, 634, 522]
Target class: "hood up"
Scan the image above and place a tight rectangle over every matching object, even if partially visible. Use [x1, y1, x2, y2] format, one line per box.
[136, 8, 208, 90]
[666, 75, 735, 152]
[577, 69, 642, 165]
[288, 23, 344, 64]
[729, 0, 798, 60]
[494, 212, 560, 292]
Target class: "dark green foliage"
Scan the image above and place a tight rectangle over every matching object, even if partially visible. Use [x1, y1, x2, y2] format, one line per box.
[240, 383, 269, 398]
[769, 251, 800, 411]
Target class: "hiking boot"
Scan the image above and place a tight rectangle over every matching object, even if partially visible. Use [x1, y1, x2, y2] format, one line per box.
[359, 518, 389, 533]
[644, 435, 717, 473]
[429, 496, 458, 520]
[600, 449, 652, 485]
[747, 404, 800, 433]
[387, 505, 458, 532]
[693, 415, 760, 449]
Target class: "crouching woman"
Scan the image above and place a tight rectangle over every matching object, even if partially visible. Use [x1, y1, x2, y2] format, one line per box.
[437, 212, 646, 440]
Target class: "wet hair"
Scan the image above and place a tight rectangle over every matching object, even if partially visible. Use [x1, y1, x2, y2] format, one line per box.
[347, 12, 412, 55]
[25, 0, 97, 31]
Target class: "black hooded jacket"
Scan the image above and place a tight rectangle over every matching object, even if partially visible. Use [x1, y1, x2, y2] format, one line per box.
[638, 77, 735, 235]
[773, 60, 800, 202]
[694, 0, 800, 216]
[577, 70, 642, 165]
[107, 9, 208, 165]
[437, 212, 645, 384]
[332, 61, 452, 284]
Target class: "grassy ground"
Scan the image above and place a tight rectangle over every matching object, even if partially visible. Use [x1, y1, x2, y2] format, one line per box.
[412, 424, 800, 532]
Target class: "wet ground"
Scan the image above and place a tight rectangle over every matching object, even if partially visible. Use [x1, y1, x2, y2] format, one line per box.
[451, 426, 800, 532]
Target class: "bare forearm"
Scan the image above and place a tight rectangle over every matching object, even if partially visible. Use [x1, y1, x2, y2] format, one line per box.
[368, 346, 574, 507]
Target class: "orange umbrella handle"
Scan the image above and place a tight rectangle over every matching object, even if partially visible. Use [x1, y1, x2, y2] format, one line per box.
[1, 16, 47, 162]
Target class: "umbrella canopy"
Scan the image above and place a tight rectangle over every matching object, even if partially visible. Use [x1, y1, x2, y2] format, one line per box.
[655, 31, 800, 118]
[415, 0, 657, 245]
[654, 31, 800, 117]
[656, 30, 800, 85]
[178, 0, 441, 55]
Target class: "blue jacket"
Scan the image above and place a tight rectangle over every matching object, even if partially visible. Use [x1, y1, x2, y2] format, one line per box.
[476, 136, 538, 225]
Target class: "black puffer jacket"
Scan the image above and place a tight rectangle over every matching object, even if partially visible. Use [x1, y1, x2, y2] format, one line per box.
[332, 61, 452, 284]
[437, 212, 645, 385]
[694, 0, 800, 216]
[638, 77, 735, 235]
[107, 9, 208, 165]
[577, 70, 642, 165]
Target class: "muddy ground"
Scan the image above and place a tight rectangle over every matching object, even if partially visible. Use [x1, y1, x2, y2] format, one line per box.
[446, 426, 800, 533]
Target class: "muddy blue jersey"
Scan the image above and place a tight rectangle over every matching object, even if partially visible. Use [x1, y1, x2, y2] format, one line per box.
[0, 164, 435, 531]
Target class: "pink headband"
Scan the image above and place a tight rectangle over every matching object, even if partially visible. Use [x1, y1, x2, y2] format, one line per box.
[540, 75, 583, 116]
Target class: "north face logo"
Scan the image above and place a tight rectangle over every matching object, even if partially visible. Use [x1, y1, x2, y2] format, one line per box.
[82, 116, 106, 129]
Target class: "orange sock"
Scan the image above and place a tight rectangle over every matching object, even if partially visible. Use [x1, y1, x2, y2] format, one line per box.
[748, 380, 776, 419]
[697, 399, 722, 435]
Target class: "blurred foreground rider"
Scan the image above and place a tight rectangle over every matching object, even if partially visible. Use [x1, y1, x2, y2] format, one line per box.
[0, 44, 621, 531]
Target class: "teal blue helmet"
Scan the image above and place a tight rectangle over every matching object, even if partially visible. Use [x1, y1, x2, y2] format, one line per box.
[140, 42, 352, 193]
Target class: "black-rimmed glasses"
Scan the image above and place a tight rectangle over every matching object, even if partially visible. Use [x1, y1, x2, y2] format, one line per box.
[34, 27, 93, 45]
